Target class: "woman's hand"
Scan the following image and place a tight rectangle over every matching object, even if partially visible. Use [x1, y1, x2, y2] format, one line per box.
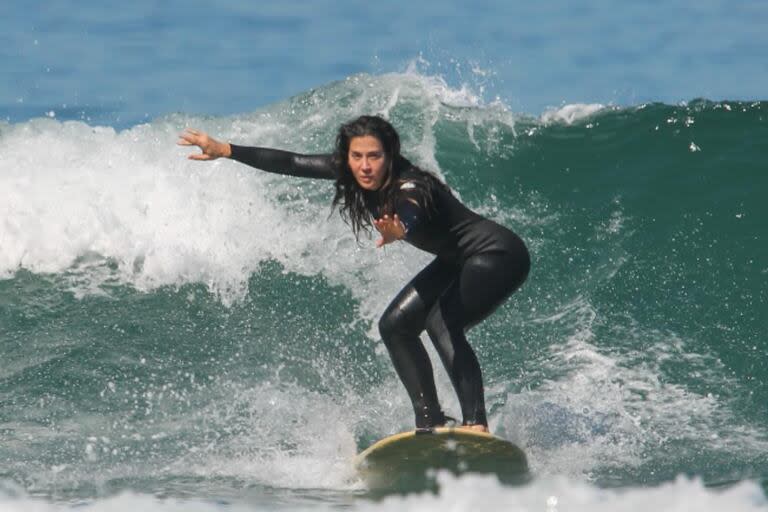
[373, 214, 406, 248]
[177, 129, 232, 160]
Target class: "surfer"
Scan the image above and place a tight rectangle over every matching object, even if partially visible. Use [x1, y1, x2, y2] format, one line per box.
[178, 116, 529, 433]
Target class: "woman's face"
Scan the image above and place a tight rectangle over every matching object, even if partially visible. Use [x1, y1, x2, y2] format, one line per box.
[348, 135, 388, 191]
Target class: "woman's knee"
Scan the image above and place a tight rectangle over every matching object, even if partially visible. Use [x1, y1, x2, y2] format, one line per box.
[377, 308, 398, 343]
[378, 305, 419, 344]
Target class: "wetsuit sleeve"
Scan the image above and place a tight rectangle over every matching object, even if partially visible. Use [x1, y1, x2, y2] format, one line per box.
[395, 186, 427, 237]
[229, 144, 338, 180]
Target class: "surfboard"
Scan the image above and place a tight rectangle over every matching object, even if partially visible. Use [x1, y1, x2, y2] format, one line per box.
[355, 427, 528, 490]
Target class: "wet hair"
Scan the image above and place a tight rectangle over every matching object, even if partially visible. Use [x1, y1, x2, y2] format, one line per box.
[331, 115, 445, 239]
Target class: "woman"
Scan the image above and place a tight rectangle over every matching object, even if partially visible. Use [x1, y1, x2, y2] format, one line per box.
[178, 115, 530, 433]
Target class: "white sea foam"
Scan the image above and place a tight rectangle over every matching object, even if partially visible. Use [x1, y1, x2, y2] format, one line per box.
[0, 115, 408, 313]
[540, 103, 606, 125]
[172, 381, 362, 490]
[1, 473, 766, 512]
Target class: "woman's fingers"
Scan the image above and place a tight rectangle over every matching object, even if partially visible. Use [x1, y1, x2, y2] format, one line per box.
[178, 128, 207, 144]
[373, 218, 390, 234]
[177, 131, 194, 145]
[177, 131, 200, 148]
[373, 215, 405, 248]
[178, 128, 223, 160]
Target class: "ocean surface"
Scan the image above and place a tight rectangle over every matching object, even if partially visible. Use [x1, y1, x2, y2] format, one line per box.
[2, 1, 767, 511]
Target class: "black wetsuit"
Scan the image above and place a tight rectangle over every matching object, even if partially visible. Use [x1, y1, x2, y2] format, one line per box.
[230, 144, 530, 428]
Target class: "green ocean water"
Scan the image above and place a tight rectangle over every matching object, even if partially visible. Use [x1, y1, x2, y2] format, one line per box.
[0, 76, 766, 508]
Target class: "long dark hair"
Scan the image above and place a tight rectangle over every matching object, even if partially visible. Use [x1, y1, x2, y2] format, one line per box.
[331, 115, 445, 239]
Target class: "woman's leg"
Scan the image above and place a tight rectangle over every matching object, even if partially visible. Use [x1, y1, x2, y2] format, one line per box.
[425, 249, 530, 426]
[378, 257, 457, 428]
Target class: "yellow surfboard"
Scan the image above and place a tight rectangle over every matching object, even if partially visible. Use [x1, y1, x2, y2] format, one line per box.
[355, 427, 528, 490]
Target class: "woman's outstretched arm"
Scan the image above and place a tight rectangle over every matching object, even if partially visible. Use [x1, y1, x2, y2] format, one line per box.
[178, 129, 337, 180]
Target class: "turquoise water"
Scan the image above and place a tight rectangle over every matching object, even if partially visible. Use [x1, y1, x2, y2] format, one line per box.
[2, 1, 768, 511]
